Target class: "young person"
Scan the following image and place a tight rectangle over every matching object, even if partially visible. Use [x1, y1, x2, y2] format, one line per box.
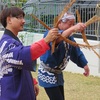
[0, 6, 59, 100]
[38, 12, 90, 100]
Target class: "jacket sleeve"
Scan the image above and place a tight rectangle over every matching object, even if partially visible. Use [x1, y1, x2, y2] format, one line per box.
[69, 36, 88, 68]
[33, 78, 38, 85]
[30, 39, 50, 60]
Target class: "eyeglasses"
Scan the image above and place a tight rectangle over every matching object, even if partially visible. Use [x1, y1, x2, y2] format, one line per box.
[66, 20, 75, 26]
[15, 15, 24, 20]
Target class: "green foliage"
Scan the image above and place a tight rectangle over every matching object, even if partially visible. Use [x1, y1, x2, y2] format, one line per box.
[19, 0, 27, 2]
[3, 0, 27, 8]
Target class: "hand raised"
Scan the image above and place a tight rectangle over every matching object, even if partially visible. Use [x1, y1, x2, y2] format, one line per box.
[44, 28, 59, 43]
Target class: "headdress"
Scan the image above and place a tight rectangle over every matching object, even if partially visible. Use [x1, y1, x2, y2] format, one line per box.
[61, 12, 75, 22]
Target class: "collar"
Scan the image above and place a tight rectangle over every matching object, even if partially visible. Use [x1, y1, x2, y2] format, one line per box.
[4, 29, 20, 42]
[59, 30, 63, 33]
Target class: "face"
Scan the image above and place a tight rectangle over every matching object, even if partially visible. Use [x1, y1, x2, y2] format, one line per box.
[59, 19, 75, 30]
[7, 14, 25, 33]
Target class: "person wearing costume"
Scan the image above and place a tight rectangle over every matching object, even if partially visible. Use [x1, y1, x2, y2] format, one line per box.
[38, 12, 90, 100]
[0, 6, 58, 100]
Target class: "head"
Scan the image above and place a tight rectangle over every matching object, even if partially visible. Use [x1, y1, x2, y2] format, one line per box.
[0, 6, 25, 33]
[58, 12, 75, 30]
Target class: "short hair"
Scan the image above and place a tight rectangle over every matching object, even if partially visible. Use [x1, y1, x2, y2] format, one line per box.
[0, 6, 25, 28]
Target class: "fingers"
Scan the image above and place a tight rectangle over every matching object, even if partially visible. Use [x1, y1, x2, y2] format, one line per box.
[83, 72, 89, 77]
[83, 65, 90, 77]
[80, 23, 86, 31]
[34, 84, 39, 96]
[49, 28, 59, 40]
[44, 28, 59, 43]
[51, 28, 59, 40]
[75, 23, 86, 32]
[51, 28, 58, 32]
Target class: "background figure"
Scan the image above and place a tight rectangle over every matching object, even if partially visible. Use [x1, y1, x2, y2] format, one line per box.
[38, 12, 90, 100]
[0, 7, 58, 100]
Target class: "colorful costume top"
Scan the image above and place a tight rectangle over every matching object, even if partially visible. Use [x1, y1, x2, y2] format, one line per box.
[38, 30, 88, 88]
[0, 29, 37, 100]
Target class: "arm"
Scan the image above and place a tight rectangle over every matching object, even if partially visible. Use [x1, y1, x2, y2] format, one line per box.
[2, 28, 58, 71]
[56, 23, 86, 43]
[83, 65, 90, 76]
[30, 39, 50, 60]
[69, 36, 90, 76]
[31, 28, 59, 60]
[62, 23, 86, 37]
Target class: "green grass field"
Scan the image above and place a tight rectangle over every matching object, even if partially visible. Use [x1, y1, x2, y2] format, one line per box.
[32, 71, 100, 100]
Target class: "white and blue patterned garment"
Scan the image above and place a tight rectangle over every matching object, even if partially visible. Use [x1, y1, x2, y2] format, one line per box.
[38, 30, 88, 88]
[0, 29, 36, 100]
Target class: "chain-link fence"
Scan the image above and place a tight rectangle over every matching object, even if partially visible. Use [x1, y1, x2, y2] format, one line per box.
[22, 2, 98, 37]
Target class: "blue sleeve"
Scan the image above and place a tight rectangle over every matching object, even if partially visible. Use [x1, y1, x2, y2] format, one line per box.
[69, 36, 88, 68]
[43, 30, 49, 38]
[43, 30, 52, 48]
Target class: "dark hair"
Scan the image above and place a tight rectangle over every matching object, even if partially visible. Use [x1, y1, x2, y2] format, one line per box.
[0, 6, 25, 28]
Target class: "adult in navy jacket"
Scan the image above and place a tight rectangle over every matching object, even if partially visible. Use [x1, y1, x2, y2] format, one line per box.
[0, 6, 59, 100]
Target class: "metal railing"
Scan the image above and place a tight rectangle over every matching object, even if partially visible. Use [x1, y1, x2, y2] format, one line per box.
[0, 1, 99, 40]
[22, 2, 98, 38]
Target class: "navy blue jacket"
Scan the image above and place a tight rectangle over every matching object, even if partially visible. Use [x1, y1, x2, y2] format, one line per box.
[0, 29, 36, 100]
[38, 30, 88, 88]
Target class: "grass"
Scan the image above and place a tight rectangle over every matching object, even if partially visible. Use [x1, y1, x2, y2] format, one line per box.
[31, 71, 100, 100]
